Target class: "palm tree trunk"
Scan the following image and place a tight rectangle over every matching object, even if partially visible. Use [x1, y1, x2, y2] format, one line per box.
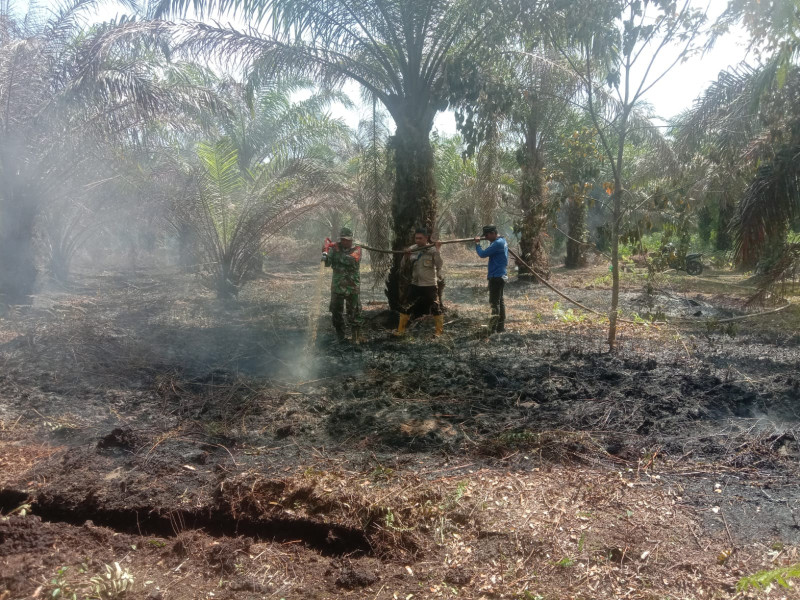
[0, 191, 38, 305]
[518, 124, 550, 282]
[455, 207, 475, 238]
[565, 196, 588, 268]
[330, 210, 341, 239]
[216, 256, 238, 299]
[716, 193, 734, 252]
[477, 120, 500, 226]
[386, 119, 437, 310]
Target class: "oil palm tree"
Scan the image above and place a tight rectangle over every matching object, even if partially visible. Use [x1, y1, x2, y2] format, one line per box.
[450, 46, 587, 278]
[509, 51, 582, 280]
[675, 0, 800, 304]
[153, 0, 517, 308]
[178, 139, 346, 297]
[675, 60, 800, 269]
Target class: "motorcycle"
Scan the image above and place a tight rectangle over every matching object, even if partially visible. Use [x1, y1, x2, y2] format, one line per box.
[661, 244, 703, 275]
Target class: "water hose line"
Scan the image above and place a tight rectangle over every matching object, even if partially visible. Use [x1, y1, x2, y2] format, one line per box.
[352, 237, 792, 325]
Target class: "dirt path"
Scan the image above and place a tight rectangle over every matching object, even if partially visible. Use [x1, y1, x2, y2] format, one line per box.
[1, 260, 799, 599]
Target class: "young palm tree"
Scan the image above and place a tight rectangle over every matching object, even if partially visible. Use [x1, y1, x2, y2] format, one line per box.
[177, 139, 345, 297]
[432, 133, 478, 236]
[169, 81, 350, 297]
[350, 98, 394, 287]
[0, 0, 215, 305]
[675, 1, 800, 301]
[219, 78, 353, 173]
[153, 0, 516, 308]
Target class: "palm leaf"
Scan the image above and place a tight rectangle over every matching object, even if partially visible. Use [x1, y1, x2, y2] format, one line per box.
[733, 143, 800, 267]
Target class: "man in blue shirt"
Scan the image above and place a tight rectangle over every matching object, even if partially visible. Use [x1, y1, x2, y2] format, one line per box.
[474, 224, 508, 333]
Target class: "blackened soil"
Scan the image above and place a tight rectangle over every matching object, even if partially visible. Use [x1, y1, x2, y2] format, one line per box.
[326, 332, 800, 461]
[1, 267, 800, 598]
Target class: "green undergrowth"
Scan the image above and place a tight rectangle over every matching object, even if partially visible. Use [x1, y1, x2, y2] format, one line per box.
[737, 563, 800, 591]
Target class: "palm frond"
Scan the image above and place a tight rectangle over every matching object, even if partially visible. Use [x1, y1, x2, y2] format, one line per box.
[673, 61, 784, 162]
[352, 100, 392, 285]
[733, 143, 800, 266]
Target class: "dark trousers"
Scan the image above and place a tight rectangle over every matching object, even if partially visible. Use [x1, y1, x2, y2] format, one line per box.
[403, 284, 442, 319]
[330, 293, 362, 335]
[488, 277, 506, 332]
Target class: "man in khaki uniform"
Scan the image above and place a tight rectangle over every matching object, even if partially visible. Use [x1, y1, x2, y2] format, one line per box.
[395, 228, 444, 337]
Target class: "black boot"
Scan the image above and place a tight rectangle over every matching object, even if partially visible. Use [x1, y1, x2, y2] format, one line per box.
[334, 324, 346, 341]
[496, 305, 506, 332]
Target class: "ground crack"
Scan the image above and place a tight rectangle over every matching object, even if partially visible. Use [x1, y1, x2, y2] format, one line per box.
[0, 488, 371, 557]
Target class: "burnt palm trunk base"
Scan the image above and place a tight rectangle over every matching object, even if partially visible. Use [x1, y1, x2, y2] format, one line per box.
[386, 260, 408, 313]
[517, 233, 550, 283]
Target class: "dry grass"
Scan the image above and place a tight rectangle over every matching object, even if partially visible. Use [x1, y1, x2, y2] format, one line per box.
[205, 461, 795, 598]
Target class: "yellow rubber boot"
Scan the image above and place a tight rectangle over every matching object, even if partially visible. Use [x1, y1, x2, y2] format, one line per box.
[394, 313, 410, 336]
[434, 315, 444, 337]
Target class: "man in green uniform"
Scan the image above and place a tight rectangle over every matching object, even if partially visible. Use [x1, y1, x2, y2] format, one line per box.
[323, 227, 364, 342]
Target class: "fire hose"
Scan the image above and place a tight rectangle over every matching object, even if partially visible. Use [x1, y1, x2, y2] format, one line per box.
[342, 237, 792, 326]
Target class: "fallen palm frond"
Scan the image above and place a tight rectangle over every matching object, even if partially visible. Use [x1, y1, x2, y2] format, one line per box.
[737, 563, 800, 592]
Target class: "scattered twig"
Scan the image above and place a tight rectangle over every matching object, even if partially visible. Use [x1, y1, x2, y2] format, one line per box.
[719, 507, 736, 549]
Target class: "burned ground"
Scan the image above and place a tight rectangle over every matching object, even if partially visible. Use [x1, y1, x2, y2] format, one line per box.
[1, 255, 799, 599]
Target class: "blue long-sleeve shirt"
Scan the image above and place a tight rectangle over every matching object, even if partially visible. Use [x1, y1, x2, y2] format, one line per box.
[476, 237, 508, 279]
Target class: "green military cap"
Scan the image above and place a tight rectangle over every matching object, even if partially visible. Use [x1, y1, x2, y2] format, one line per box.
[339, 227, 353, 240]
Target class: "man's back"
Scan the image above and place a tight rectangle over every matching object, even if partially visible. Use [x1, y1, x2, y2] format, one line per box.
[476, 237, 508, 278]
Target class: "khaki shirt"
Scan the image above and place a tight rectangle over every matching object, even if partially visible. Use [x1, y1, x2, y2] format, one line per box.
[402, 244, 443, 287]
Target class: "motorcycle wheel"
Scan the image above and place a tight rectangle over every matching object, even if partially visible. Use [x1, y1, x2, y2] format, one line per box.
[686, 261, 703, 275]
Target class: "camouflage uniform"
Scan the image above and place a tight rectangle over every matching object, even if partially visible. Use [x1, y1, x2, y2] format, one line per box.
[325, 239, 363, 339]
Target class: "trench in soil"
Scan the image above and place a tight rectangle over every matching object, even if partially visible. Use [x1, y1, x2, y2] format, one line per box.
[0, 488, 371, 557]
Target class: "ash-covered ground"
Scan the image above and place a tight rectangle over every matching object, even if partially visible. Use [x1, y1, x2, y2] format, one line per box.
[1, 256, 799, 599]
